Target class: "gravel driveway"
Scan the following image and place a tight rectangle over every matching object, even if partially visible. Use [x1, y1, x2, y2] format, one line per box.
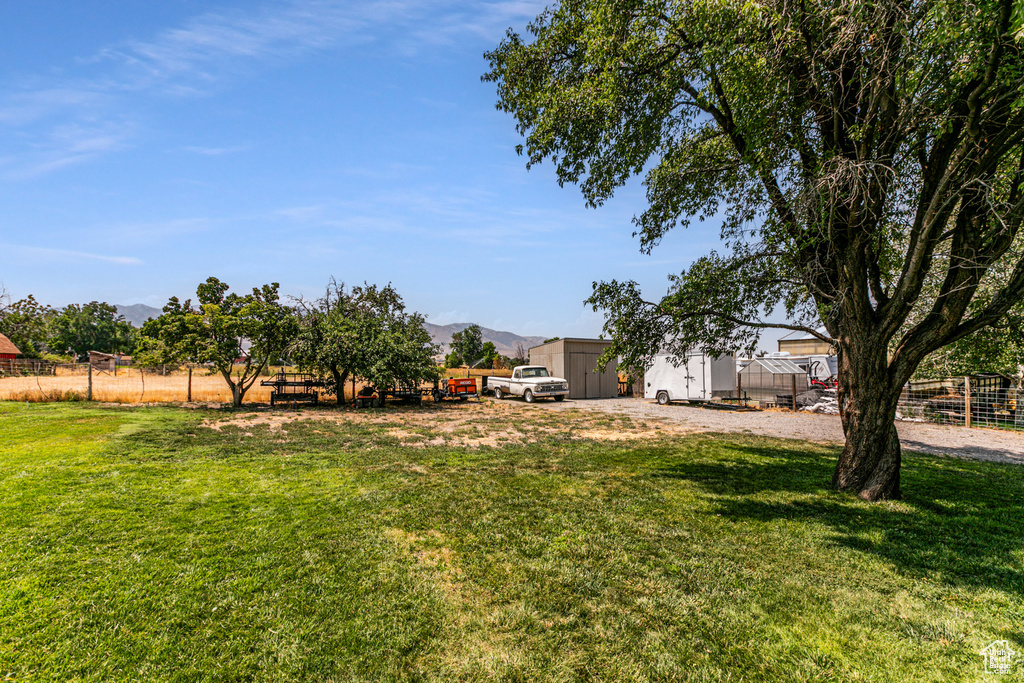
[542, 397, 1024, 466]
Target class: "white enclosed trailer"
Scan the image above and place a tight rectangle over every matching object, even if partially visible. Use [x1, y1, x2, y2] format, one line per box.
[644, 352, 737, 404]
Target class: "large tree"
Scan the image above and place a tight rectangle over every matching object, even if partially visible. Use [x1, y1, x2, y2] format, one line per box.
[47, 302, 135, 361]
[0, 295, 54, 359]
[157, 278, 297, 408]
[486, 0, 1024, 500]
[449, 324, 484, 368]
[293, 281, 438, 402]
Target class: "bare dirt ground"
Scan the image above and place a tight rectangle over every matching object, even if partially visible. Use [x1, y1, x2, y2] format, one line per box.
[198, 394, 1024, 466]
[202, 398, 699, 450]
[542, 397, 1024, 465]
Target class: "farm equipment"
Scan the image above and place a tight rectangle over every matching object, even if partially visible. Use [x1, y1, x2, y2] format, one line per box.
[432, 377, 479, 402]
[355, 383, 428, 407]
[260, 371, 325, 406]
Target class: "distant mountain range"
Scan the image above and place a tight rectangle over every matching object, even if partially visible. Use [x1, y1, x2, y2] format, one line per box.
[115, 305, 548, 357]
[116, 304, 162, 327]
[423, 322, 547, 358]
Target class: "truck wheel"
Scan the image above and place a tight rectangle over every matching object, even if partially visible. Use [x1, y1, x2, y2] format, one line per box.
[656, 391, 670, 406]
[524, 389, 535, 403]
[554, 395, 565, 402]
[493, 387, 503, 400]
[433, 389, 443, 403]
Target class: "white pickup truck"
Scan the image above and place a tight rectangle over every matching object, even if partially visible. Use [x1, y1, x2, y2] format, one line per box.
[489, 366, 569, 403]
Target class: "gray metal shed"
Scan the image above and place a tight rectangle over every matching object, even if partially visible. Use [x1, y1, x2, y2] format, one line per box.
[529, 338, 618, 399]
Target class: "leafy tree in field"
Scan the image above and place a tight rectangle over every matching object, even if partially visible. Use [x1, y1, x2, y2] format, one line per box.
[294, 281, 438, 402]
[0, 295, 54, 359]
[486, 0, 1024, 500]
[47, 302, 135, 361]
[444, 350, 464, 368]
[293, 280, 361, 403]
[450, 324, 484, 367]
[479, 341, 499, 369]
[358, 299, 439, 390]
[158, 278, 297, 408]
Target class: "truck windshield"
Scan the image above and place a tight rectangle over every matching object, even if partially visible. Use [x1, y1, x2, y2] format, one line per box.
[522, 368, 550, 378]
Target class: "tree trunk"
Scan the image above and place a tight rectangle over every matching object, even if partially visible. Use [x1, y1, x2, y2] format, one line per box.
[330, 365, 348, 406]
[222, 370, 243, 409]
[832, 348, 903, 501]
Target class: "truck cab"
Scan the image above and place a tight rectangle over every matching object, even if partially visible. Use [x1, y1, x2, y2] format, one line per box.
[491, 365, 570, 403]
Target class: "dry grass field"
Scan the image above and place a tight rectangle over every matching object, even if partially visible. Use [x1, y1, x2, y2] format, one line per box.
[0, 366, 515, 404]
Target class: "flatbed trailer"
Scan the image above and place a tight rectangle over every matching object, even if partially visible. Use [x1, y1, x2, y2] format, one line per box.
[260, 371, 325, 406]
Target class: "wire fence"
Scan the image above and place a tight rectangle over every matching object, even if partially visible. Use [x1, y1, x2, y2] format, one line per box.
[0, 364, 282, 404]
[897, 377, 1021, 430]
[0, 363, 402, 405]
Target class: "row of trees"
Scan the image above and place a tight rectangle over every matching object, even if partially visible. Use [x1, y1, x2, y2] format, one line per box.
[0, 291, 135, 361]
[135, 277, 439, 407]
[1, 281, 528, 408]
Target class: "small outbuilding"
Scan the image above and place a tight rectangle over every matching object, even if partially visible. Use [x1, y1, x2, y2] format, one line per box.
[529, 338, 618, 399]
[0, 333, 22, 360]
[738, 356, 808, 405]
[89, 351, 116, 371]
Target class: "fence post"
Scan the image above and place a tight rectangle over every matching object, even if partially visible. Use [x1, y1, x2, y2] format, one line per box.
[791, 375, 798, 411]
[964, 376, 971, 428]
[87, 363, 93, 401]
[187, 366, 193, 402]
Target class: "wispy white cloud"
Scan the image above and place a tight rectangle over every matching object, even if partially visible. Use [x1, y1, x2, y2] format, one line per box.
[1, 122, 130, 179]
[183, 144, 251, 156]
[0, 0, 546, 178]
[1, 244, 143, 265]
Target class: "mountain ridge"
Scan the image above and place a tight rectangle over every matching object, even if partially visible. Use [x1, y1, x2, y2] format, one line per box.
[114, 305, 548, 358]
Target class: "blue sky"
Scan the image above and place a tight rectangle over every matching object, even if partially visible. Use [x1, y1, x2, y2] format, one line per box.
[0, 0, 755, 343]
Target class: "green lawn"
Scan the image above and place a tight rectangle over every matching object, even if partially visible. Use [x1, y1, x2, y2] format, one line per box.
[0, 402, 1021, 682]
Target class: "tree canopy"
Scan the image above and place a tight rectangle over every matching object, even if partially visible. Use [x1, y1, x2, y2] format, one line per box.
[0, 294, 54, 359]
[486, 0, 1024, 499]
[156, 278, 297, 407]
[47, 302, 135, 361]
[449, 324, 484, 368]
[294, 281, 438, 400]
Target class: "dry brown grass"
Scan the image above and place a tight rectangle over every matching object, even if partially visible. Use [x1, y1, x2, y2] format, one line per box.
[0, 365, 513, 405]
[202, 400, 691, 448]
[0, 367, 376, 405]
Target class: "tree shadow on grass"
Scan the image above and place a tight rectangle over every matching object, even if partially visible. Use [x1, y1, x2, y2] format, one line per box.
[650, 437, 1024, 596]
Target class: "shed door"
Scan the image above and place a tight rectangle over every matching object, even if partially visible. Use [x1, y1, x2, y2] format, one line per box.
[568, 353, 588, 399]
[568, 352, 602, 399]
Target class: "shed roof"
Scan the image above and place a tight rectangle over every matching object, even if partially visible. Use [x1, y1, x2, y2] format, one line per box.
[743, 357, 805, 374]
[778, 326, 829, 342]
[0, 333, 21, 356]
[529, 337, 613, 351]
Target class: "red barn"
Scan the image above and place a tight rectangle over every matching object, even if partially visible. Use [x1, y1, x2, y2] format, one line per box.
[0, 333, 21, 360]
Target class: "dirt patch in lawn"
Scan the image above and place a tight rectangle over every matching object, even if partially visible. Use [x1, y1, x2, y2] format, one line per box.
[200, 399, 698, 448]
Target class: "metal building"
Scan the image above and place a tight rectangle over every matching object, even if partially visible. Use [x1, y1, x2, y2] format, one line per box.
[777, 327, 834, 356]
[529, 338, 618, 399]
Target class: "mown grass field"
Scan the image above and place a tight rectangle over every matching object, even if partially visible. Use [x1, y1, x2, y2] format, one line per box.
[0, 401, 1022, 682]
